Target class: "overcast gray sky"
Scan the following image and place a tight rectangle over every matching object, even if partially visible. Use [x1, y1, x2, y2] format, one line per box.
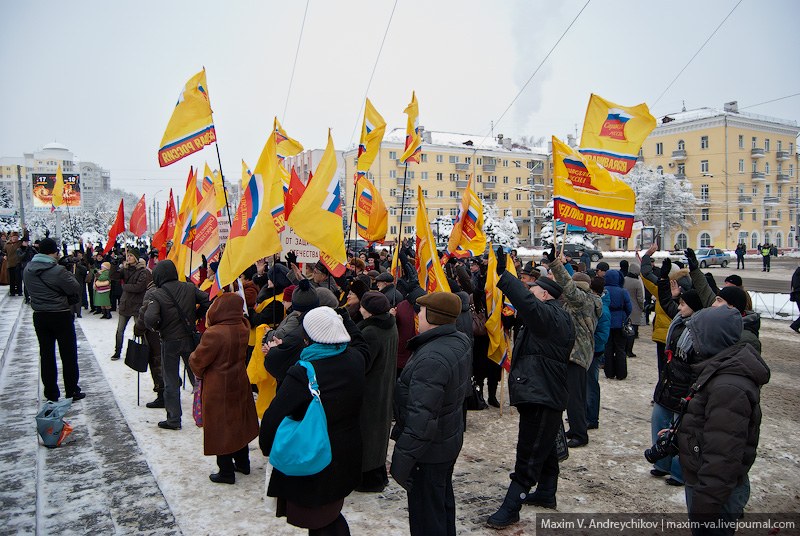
[2, 0, 798, 211]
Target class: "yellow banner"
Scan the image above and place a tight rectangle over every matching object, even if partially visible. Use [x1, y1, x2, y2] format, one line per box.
[158, 69, 216, 167]
[415, 185, 450, 293]
[446, 174, 486, 258]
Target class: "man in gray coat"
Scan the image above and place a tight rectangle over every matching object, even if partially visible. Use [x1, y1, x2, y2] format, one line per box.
[23, 238, 84, 401]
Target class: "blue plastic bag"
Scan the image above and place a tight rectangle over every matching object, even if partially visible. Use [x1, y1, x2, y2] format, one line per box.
[36, 399, 73, 448]
[269, 361, 332, 476]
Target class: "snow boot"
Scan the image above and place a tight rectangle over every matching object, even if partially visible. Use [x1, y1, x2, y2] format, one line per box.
[146, 395, 165, 409]
[487, 480, 529, 529]
[524, 473, 558, 509]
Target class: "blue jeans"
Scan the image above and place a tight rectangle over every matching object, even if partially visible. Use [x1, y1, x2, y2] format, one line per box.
[585, 351, 603, 427]
[650, 403, 683, 482]
[685, 477, 749, 535]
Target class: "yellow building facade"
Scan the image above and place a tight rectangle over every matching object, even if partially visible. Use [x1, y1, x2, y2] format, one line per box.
[341, 128, 552, 246]
[641, 103, 800, 251]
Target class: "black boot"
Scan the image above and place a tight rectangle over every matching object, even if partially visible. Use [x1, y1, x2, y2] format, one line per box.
[487, 382, 500, 408]
[146, 394, 165, 408]
[487, 480, 529, 529]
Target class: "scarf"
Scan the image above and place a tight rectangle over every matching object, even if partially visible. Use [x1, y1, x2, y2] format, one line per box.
[299, 342, 347, 362]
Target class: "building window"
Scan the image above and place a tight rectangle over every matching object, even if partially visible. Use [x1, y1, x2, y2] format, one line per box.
[790, 143, 794, 155]
[487, 175, 497, 183]
[389, 151, 397, 160]
[752, 161, 758, 173]
[421, 189, 428, 197]
[791, 165, 795, 177]
[421, 172, 428, 181]
[436, 190, 443, 198]
[699, 232, 712, 248]
[701, 184, 709, 202]
[420, 153, 428, 163]
[390, 170, 396, 179]
[656, 142, 663, 155]
[405, 171, 415, 180]
[450, 208, 458, 217]
[436, 172, 443, 181]
[752, 137, 757, 149]
[516, 177, 522, 184]
[753, 184, 758, 196]
[389, 207, 397, 216]
[404, 226, 414, 235]
[739, 135, 744, 149]
[777, 140, 782, 151]
[403, 206, 415, 215]
[738, 184, 744, 194]
[436, 154, 443, 163]
[765, 139, 770, 152]
[700, 136, 709, 149]
[389, 188, 397, 197]
[450, 191, 458, 199]
[476, 157, 482, 165]
[449, 155, 459, 164]
[516, 193, 522, 201]
[449, 173, 458, 182]
[677, 140, 685, 151]
[503, 176, 509, 184]
[738, 208, 744, 220]
[516, 209, 522, 217]
[738, 159, 744, 173]
[751, 231, 759, 248]
[464, 157, 471, 165]
[752, 209, 757, 222]
[476, 175, 482, 182]
[503, 160, 509, 167]
[390, 226, 397, 235]
[765, 184, 771, 196]
[700, 160, 709, 173]
[677, 163, 685, 175]
[657, 166, 663, 175]
[777, 210, 782, 222]
[701, 208, 709, 221]
[675, 232, 688, 250]
[503, 193, 509, 201]
[765, 162, 770, 175]
[477, 192, 483, 200]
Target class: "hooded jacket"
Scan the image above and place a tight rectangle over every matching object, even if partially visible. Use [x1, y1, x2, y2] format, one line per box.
[23, 253, 81, 312]
[143, 260, 211, 341]
[623, 264, 645, 325]
[550, 258, 601, 369]
[593, 290, 611, 354]
[604, 270, 632, 329]
[677, 306, 770, 518]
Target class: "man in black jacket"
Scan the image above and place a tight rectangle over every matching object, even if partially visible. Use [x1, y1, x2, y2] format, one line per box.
[143, 260, 210, 430]
[488, 247, 575, 529]
[23, 238, 84, 402]
[390, 291, 471, 536]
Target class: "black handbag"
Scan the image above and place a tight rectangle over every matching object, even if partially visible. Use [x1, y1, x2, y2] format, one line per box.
[124, 336, 149, 373]
[555, 420, 569, 462]
[465, 380, 488, 411]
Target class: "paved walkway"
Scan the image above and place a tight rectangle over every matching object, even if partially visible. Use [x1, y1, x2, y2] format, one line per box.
[0, 294, 181, 536]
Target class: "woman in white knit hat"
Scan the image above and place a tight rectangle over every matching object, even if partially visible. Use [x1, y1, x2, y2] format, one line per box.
[260, 306, 369, 535]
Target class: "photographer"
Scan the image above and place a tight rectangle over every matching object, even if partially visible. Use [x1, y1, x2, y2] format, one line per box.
[109, 249, 150, 361]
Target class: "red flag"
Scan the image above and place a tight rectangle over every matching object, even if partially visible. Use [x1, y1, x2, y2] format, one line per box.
[103, 200, 126, 254]
[283, 166, 307, 222]
[152, 190, 177, 260]
[129, 195, 147, 237]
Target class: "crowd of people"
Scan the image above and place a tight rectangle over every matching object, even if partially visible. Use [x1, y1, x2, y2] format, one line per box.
[4, 223, 798, 535]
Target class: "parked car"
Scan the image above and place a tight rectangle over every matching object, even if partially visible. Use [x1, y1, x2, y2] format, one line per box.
[560, 243, 603, 262]
[681, 247, 732, 268]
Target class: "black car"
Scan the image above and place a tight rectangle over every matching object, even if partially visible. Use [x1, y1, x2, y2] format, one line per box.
[560, 244, 603, 262]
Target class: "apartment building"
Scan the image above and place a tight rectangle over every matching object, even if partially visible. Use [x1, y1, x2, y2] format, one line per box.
[340, 127, 552, 246]
[640, 102, 800, 251]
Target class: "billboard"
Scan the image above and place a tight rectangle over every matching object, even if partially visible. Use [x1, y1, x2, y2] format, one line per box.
[32, 173, 81, 210]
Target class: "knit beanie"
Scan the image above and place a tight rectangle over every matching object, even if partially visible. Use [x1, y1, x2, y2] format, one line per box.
[101, 262, 111, 271]
[724, 274, 743, 287]
[303, 307, 351, 344]
[361, 291, 391, 316]
[209, 261, 220, 274]
[348, 279, 369, 300]
[717, 286, 748, 314]
[126, 248, 140, 260]
[316, 287, 339, 308]
[590, 276, 605, 295]
[596, 261, 610, 272]
[531, 277, 563, 299]
[282, 285, 296, 302]
[292, 279, 319, 312]
[416, 292, 461, 325]
[679, 289, 704, 313]
[39, 238, 58, 255]
[268, 264, 291, 290]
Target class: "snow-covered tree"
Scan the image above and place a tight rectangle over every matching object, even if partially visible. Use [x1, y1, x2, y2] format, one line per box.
[431, 216, 454, 242]
[483, 205, 519, 248]
[0, 185, 16, 232]
[538, 200, 595, 248]
[623, 164, 697, 240]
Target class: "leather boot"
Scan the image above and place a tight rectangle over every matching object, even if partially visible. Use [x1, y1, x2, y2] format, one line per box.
[146, 395, 165, 408]
[524, 473, 558, 509]
[487, 480, 529, 529]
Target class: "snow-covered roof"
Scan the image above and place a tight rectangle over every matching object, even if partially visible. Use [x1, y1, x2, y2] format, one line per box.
[384, 128, 551, 156]
[41, 142, 69, 151]
[657, 107, 798, 129]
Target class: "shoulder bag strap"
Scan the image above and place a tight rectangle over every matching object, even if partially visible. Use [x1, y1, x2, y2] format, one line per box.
[159, 285, 196, 338]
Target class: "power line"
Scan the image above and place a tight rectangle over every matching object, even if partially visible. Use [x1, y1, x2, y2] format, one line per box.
[740, 92, 800, 110]
[651, 0, 742, 108]
[282, 0, 310, 124]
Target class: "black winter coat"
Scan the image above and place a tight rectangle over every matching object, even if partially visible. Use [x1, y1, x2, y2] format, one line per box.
[498, 272, 574, 411]
[259, 311, 368, 508]
[23, 254, 81, 312]
[390, 323, 471, 488]
[677, 342, 770, 518]
[250, 287, 285, 329]
[114, 264, 151, 317]
[379, 283, 404, 307]
[454, 290, 474, 354]
[143, 260, 210, 340]
[654, 314, 694, 413]
[791, 267, 800, 303]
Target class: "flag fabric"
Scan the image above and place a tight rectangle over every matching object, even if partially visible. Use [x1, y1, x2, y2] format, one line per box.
[552, 136, 635, 238]
[214, 154, 282, 297]
[400, 92, 421, 164]
[354, 176, 388, 244]
[415, 186, 450, 293]
[152, 190, 177, 260]
[284, 166, 306, 222]
[390, 244, 400, 280]
[486, 245, 510, 371]
[578, 93, 656, 175]
[129, 194, 147, 237]
[202, 163, 227, 214]
[51, 165, 64, 213]
[103, 200, 126, 255]
[158, 69, 216, 167]
[168, 167, 200, 280]
[445, 174, 486, 258]
[212, 169, 227, 212]
[356, 98, 386, 182]
[254, 118, 303, 233]
[186, 181, 221, 284]
[287, 131, 346, 277]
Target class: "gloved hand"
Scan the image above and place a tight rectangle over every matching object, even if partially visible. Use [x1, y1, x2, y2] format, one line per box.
[684, 248, 699, 272]
[201, 254, 207, 270]
[398, 249, 409, 267]
[496, 246, 506, 276]
[286, 251, 298, 266]
[547, 245, 556, 263]
[660, 258, 672, 280]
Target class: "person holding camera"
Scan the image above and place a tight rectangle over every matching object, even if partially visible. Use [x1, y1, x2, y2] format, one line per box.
[23, 237, 84, 402]
[110, 249, 151, 361]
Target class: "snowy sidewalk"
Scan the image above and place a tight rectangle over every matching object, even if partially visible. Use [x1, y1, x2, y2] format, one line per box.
[0, 295, 180, 536]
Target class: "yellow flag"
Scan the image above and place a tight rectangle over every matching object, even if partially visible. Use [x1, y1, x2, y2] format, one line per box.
[486, 245, 510, 371]
[254, 118, 303, 233]
[287, 130, 347, 276]
[446, 174, 486, 258]
[168, 167, 200, 280]
[579, 93, 656, 175]
[415, 185, 450, 293]
[400, 92, 421, 163]
[354, 176, 388, 244]
[553, 136, 635, 238]
[51, 165, 64, 212]
[158, 69, 216, 167]
[356, 98, 386, 178]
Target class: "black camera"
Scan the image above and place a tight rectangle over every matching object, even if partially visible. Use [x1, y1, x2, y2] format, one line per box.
[644, 429, 679, 463]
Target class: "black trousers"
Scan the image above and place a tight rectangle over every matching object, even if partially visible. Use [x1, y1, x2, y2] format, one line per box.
[737, 256, 744, 269]
[565, 362, 588, 443]
[33, 311, 80, 401]
[8, 266, 22, 295]
[762, 255, 770, 270]
[216, 445, 250, 477]
[604, 328, 628, 380]
[512, 403, 561, 490]
[407, 460, 456, 536]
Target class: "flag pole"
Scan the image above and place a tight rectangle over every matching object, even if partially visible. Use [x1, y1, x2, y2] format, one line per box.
[345, 173, 359, 255]
[214, 142, 234, 228]
[559, 219, 568, 256]
[397, 161, 409, 250]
